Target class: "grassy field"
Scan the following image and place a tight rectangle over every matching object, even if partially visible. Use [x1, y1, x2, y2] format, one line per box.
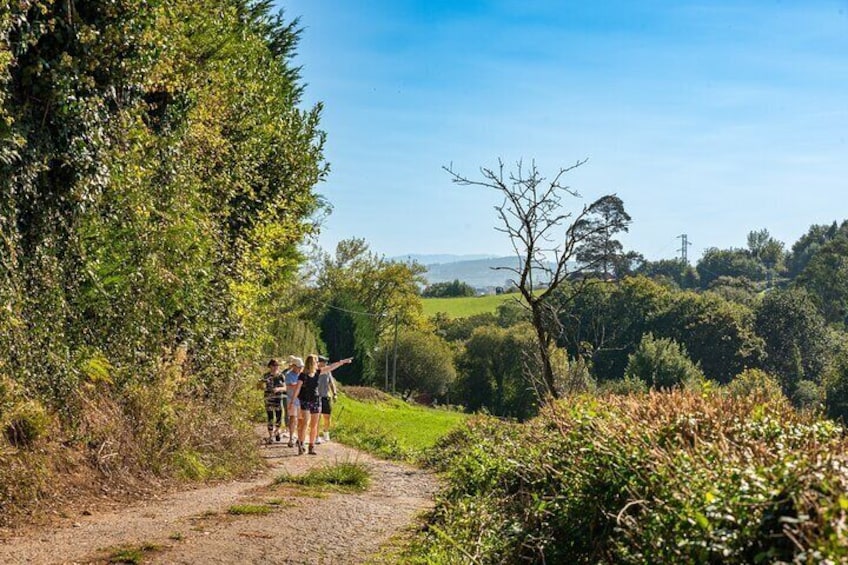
[332, 389, 468, 462]
[422, 291, 523, 318]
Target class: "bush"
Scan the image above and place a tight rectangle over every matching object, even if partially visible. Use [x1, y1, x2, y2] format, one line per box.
[410, 392, 848, 564]
[725, 368, 785, 403]
[624, 333, 704, 389]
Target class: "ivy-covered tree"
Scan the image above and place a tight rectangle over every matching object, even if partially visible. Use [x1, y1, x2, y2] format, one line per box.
[0, 0, 328, 489]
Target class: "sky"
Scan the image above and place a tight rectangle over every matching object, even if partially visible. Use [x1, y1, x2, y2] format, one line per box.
[280, 0, 848, 261]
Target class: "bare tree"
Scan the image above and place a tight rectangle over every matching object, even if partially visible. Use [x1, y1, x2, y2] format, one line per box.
[444, 159, 631, 399]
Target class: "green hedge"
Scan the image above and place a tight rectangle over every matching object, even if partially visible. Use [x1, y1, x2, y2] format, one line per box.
[412, 391, 848, 563]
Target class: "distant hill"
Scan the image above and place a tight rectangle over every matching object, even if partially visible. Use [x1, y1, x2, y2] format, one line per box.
[424, 256, 551, 289]
[391, 253, 498, 265]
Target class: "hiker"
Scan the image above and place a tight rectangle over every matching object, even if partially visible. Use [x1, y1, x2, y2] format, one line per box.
[260, 359, 286, 444]
[284, 356, 304, 447]
[296, 354, 352, 455]
[316, 355, 340, 444]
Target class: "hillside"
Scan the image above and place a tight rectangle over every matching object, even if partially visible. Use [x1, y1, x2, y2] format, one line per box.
[424, 256, 524, 288]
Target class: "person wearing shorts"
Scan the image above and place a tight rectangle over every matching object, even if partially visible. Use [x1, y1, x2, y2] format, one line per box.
[316, 355, 338, 443]
[296, 354, 352, 455]
[284, 357, 303, 447]
[295, 355, 321, 455]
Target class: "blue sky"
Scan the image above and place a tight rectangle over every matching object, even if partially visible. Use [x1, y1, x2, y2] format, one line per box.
[281, 0, 847, 261]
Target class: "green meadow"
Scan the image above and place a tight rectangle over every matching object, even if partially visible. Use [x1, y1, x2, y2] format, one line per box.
[332, 390, 468, 462]
[421, 292, 523, 318]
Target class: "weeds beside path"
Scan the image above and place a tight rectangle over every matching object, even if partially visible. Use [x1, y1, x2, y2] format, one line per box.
[0, 427, 437, 564]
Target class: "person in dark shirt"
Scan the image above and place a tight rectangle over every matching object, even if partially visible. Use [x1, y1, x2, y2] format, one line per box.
[295, 354, 352, 455]
[259, 359, 286, 444]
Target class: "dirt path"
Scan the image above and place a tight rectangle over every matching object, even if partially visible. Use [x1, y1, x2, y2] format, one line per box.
[0, 431, 437, 564]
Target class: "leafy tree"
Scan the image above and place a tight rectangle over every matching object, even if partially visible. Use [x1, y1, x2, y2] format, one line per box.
[696, 247, 766, 289]
[558, 276, 673, 381]
[747, 228, 785, 271]
[422, 279, 477, 298]
[0, 0, 327, 480]
[706, 276, 760, 307]
[653, 291, 764, 383]
[825, 352, 848, 423]
[636, 258, 699, 289]
[624, 333, 704, 389]
[393, 329, 456, 401]
[456, 323, 540, 419]
[311, 238, 426, 337]
[432, 312, 499, 343]
[610, 250, 645, 279]
[444, 159, 631, 398]
[754, 288, 830, 394]
[786, 221, 846, 279]
[796, 234, 848, 327]
[573, 195, 633, 278]
[725, 368, 785, 402]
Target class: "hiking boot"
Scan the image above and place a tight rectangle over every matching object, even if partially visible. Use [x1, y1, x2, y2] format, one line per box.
[287, 439, 294, 448]
[308, 444, 317, 455]
[297, 441, 305, 455]
[275, 432, 281, 442]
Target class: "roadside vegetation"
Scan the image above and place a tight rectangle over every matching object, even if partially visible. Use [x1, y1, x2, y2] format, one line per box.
[409, 389, 848, 564]
[0, 0, 326, 523]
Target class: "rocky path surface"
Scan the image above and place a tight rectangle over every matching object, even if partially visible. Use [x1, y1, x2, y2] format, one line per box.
[0, 433, 437, 564]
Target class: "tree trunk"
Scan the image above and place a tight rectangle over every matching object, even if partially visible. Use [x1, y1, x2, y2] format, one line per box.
[531, 304, 557, 400]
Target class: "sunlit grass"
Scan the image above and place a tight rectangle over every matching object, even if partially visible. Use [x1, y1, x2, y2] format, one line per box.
[333, 392, 468, 462]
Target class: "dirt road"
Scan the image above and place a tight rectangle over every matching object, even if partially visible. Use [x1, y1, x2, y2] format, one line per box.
[0, 434, 437, 564]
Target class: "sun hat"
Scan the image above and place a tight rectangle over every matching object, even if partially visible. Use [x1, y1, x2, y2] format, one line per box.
[293, 357, 305, 368]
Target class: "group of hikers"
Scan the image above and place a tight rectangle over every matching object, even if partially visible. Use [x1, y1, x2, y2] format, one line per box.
[260, 353, 353, 455]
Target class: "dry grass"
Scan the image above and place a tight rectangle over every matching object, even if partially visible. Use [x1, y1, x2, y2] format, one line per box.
[341, 386, 393, 403]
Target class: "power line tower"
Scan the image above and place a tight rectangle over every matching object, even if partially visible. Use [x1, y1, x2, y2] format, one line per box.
[677, 234, 691, 264]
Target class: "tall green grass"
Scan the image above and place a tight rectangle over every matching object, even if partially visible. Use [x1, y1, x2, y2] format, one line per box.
[332, 392, 468, 462]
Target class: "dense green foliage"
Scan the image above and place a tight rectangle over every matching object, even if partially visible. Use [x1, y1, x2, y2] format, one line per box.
[411, 391, 848, 564]
[319, 293, 377, 385]
[455, 322, 540, 419]
[392, 328, 456, 400]
[0, 0, 326, 517]
[623, 333, 704, 389]
[423, 279, 477, 298]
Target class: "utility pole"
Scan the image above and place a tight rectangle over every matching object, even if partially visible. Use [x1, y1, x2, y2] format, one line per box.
[384, 348, 389, 392]
[677, 234, 692, 264]
[391, 314, 399, 394]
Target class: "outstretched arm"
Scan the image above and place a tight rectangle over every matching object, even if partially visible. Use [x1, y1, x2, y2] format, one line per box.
[321, 358, 353, 373]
